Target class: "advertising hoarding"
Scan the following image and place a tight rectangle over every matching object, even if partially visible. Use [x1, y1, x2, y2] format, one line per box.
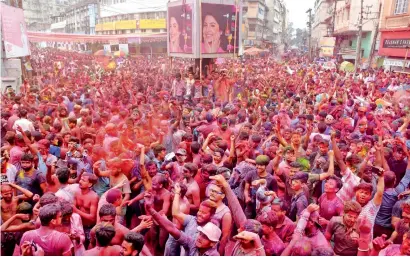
[200, 1, 241, 57]
[167, 0, 242, 59]
[139, 19, 166, 29]
[383, 39, 410, 49]
[119, 44, 129, 55]
[319, 37, 336, 57]
[168, 2, 194, 53]
[116, 20, 137, 30]
[1, 3, 31, 58]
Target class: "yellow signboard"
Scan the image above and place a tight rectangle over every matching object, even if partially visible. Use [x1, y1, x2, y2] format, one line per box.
[103, 22, 115, 31]
[139, 19, 166, 29]
[116, 20, 137, 30]
[320, 46, 334, 57]
[319, 37, 336, 47]
[95, 24, 103, 31]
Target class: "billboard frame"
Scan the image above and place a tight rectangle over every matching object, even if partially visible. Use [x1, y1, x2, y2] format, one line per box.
[167, 0, 242, 59]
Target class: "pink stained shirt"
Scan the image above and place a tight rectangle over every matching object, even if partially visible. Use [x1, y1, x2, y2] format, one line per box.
[20, 228, 73, 256]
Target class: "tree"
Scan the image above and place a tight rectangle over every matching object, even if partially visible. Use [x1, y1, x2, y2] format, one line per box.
[291, 28, 308, 50]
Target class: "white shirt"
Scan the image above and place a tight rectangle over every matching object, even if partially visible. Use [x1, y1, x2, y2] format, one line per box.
[12, 118, 35, 134]
[0, 163, 17, 183]
[56, 184, 80, 204]
[358, 199, 381, 240]
[185, 78, 194, 96]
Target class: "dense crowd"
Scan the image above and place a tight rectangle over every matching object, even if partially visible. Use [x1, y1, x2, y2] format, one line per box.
[1, 47, 410, 256]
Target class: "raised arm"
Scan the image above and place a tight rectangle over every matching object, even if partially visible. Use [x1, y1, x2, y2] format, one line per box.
[144, 192, 182, 239]
[318, 150, 335, 181]
[331, 131, 347, 173]
[1, 214, 35, 232]
[92, 160, 110, 177]
[139, 147, 152, 191]
[373, 171, 385, 206]
[227, 135, 235, 163]
[16, 125, 39, 155]
[210, 175, 247, 229]
[9, 183, 34, 200]
[172, 183, 187, 224]
[274, 121, 288, 147]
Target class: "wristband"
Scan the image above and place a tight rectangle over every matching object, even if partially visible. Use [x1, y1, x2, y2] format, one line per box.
[357, 248, 369, 252]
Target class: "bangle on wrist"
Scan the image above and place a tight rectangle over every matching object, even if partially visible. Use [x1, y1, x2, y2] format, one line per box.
[358, 248, 369, 252]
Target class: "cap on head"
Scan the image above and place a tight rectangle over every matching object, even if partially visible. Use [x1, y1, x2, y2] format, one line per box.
[176, 148, 187, 156]
[197, 222, 222, 242]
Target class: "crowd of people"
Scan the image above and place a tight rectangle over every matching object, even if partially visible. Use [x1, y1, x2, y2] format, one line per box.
[1, 46, 410, 256]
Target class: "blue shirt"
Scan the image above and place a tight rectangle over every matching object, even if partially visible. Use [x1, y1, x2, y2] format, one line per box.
[92, 160, 110, 197]
[375, 168, 410, 228]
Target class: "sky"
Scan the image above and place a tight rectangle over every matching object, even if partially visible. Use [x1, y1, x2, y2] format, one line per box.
[286, 0, 316, 29]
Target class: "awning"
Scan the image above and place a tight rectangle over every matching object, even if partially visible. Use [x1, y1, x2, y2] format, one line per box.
[383, 58, 410, 68]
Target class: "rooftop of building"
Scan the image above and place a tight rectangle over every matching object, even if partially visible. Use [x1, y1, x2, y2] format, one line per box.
[100, 0, 167, 18]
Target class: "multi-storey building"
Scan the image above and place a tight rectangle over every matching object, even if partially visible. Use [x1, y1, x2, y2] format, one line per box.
[242, 0, 268, 47]
[378, 0, 410, 71]
[313, 0, 381, 64]
[242, 0, 287, 50]
[265, 0, 288, 51]
[95, 3, 167, 35]
[22, 0, 69, 31]
[64, 0, 99, 34]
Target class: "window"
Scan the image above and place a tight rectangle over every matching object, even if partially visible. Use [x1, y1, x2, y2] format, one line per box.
[152, 29, 160, 32]
[249, 24, 256, 32]
[141, 29, 146, 33]
[394, 0, 409, 14]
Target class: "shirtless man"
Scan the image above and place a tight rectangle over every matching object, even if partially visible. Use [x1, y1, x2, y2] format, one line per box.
[126, 174, 171, 256]
[1, 184, 35, 256]
[84, 223, 121, 256]
[74, 173, 99, 249]
[1, 183, 34, 222]
[182, 163, 200, 214]
[89, 204, 129, 249]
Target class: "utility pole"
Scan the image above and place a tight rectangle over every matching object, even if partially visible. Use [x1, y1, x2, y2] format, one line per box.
[332, 0, 338, 34]
[368, 1, 382, 69]
[354, 0, 364, 72]
[306, 8, 312, 61]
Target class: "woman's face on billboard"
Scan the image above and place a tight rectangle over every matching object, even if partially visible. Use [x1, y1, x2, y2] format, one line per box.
[170, 17, 180, 42]
[203, 15, 220, 43]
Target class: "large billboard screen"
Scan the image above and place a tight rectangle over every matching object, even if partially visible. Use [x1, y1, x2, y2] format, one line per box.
[168, 3, 193, 54]
[1, 3, 31, 58]
[200, 0, 241, 58]
[167, 0, 242, 58]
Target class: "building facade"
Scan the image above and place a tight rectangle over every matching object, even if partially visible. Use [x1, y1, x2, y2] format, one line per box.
[378, 0, 410, 71]
[64, 0, 99, 34]
[242, 0, 287, 51]
[265, 0, 287, 52]
[22, 0, 69, 31]
[312, 0, 334, 46]
[312, 0, 381, 64]
[94, 1, 167, 55]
